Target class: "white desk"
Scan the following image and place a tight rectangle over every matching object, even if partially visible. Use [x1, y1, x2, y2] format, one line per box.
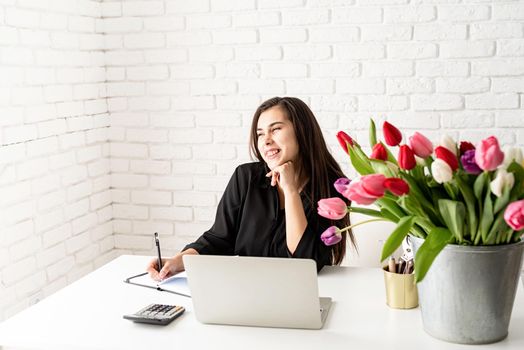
[0, 255, 523, 350]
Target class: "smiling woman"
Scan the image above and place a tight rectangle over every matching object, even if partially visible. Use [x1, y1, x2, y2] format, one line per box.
[146, 97, 354, 280]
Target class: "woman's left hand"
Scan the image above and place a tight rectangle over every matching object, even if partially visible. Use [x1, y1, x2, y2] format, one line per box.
[266, 161, 300, 194]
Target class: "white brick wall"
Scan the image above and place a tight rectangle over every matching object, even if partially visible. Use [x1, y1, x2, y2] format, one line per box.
[2, 0, 524, 322]
[0, 1, 115, 321]
[103, 0, 524, 288]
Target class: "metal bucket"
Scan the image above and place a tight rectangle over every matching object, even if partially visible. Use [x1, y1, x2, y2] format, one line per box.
[410, 236, 524, 344]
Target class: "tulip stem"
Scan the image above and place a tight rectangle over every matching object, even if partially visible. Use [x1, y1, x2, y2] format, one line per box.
[340, 218, 389, 232]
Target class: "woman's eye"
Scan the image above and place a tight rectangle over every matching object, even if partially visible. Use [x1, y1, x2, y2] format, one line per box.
[272, 127, 281, 133]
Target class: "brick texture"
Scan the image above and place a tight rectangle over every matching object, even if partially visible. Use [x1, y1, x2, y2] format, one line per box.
[2, 0, 524, 322]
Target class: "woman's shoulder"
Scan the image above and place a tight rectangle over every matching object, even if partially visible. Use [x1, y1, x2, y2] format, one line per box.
[235, 161, 267, 175]
[232, 162, 268, 185]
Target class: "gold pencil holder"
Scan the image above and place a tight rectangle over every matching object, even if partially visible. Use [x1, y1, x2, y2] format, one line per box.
[383, 267, 418, 309]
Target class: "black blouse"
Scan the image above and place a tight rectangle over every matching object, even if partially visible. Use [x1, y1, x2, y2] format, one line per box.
[183, 162, 341, 271]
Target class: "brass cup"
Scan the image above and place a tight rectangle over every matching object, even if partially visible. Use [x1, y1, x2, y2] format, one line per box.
[383, 266, 419, 309]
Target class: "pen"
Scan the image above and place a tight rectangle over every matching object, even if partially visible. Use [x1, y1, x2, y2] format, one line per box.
[154, 232, 163, 271]
[405, 260, 413, 274]
[388, 256, 396, 273]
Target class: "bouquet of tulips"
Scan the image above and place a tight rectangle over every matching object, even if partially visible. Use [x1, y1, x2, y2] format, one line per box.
[317, 119, 524, 281]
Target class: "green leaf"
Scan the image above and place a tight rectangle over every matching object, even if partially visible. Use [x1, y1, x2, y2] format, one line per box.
[398, 195, 428, 219]
[474, 171, 488, 200]
[454, 174, 478, 241]
[400, 173, 442, 225]
[380, 208, 399, 223]
[414, 216, 436, 234]
[376, 197, 406, 219]
[348, 146, 373, 175]
[493, 186, 511, 214]
[414, 227, 453, 282]
[369, 118, 377, 147]
[380, 216, 414, 262]
[438, 199, 466, 242]
[385, 146, 398, 166]
[508, 161, 524, 201]
[347, 206, 383, 218]
[479, 190, 494, 243]
[486, 210, 508, 245]
[369, 158, 396, 178]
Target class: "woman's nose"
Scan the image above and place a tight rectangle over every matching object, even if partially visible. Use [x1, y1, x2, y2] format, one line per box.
[263, 134, 273, 145]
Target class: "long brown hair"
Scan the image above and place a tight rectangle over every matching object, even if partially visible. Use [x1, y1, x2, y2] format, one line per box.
[248, 97, 354, 265]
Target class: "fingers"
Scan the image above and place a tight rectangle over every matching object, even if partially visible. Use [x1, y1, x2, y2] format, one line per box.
[266, 161, 293, 187]
[146, 258, 162, 281]
[158, 261, 172, 280]
[146, 258, 174, 281]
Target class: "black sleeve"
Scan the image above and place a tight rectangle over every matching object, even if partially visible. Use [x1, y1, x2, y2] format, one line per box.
[183, 166, 245, 255]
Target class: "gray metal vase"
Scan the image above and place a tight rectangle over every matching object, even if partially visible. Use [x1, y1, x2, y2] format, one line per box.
[410, 235, 524, 344]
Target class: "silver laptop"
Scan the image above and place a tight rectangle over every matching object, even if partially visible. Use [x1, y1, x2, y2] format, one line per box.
[183, 255, 332, 329]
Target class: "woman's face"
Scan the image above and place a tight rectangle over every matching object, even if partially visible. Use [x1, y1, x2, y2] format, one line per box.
[256, 106, 300, 170]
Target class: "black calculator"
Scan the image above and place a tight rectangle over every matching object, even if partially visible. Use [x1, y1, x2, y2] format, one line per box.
[123, 304, 185, 325]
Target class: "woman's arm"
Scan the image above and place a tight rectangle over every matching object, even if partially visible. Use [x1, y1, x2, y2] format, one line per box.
[267, 161, 308, 254]
[283, 189, 308, 254]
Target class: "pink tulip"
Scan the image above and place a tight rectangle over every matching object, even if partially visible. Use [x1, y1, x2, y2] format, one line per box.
[475, 136, 504, 171]
[320, 226, 342, 246]
[409, 132, 433, 158]
[317, 197, 347, 220]
[370, 143, 388, 161]
[383, 121, 402, 146]
[346, 174, 386, 205]
[384, 178, 410, 196]
[504, 200, 524, 231]
[360, 174, 387, 197]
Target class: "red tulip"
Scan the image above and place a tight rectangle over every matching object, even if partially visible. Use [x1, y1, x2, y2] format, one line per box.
[435, 146, 459, 171]
[383, 121, 402, 146]
[384, 178, 410, 196]
[398, 145, 416, 170]
[370, 143, 388, 161]
[336, 131, 354, 155]
[459, 141, 475, 156]
[475, 136, 504, 171]
[409, 132, 433, 158]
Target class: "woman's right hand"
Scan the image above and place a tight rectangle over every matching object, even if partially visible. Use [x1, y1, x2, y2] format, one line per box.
[146, 249, 199, 281]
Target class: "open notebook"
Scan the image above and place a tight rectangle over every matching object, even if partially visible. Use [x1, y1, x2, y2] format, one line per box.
[124, 271, 191, 297]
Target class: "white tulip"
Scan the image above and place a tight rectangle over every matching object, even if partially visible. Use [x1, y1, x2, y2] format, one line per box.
[501, 146, 523, 169]
[440, 135, 456, 154]
[490, 169, 515, 197]
[431, 158, 453, 184]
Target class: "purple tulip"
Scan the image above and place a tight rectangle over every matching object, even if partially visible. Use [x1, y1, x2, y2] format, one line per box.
[461, 149, 482, 175]
[320, 226, 342, 246]
[334, 178, 351, 197]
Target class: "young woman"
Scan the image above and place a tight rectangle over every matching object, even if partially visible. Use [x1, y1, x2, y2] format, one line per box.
[147, 97, 353, 280]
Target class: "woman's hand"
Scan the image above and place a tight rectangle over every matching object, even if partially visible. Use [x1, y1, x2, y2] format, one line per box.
[266, 160, 300, 195]
[146, 248, 199, 281]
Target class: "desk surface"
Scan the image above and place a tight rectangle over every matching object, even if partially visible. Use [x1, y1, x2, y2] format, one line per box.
[0, 255, 523, 350]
